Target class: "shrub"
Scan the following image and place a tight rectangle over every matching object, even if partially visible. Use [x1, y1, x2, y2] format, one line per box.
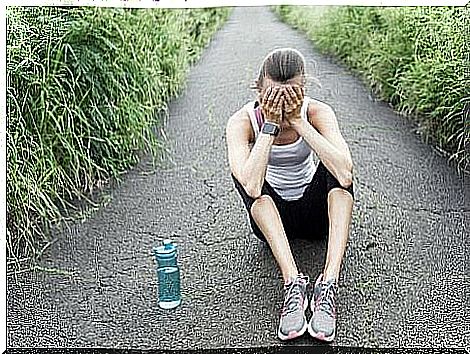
[7, 6, 230, 259]
[274, 6, 469, 171]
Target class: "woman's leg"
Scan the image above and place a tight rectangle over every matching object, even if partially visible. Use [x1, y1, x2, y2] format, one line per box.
[250, 196, 310, 341]
[305, 162, 354, 342]
[299, 162, 354, 279]
[323, 188, 354, 281]
[250, 195, 299, 282]
[231, 174, 311, 340]
[231, 173, 300, 282]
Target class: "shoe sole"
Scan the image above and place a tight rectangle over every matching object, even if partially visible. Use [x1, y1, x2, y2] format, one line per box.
[308, 292, 336, 342]
[307, 320, 335, 342]
[277, 296, 309, 341]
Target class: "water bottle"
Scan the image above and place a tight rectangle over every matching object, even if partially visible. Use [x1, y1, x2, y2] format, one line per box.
[153, 239, 181, 309]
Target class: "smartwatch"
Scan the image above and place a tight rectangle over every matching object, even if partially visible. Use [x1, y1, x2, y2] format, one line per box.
[261, 122, 280, 136]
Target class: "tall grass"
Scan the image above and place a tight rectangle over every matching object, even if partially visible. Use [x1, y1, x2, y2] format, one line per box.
[7, 6, 230, 260]
[274, 6, 469, 171]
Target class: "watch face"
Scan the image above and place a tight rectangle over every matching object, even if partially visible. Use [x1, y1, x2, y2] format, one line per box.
[263, 124, 274, 134]
[262, 123, 279, 136]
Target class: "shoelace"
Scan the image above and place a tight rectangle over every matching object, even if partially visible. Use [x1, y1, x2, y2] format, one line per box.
[282, 276, 308, 315]
[315, 281, 337, 317]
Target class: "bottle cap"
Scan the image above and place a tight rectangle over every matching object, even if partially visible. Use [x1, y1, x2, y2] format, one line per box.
[153, 239, 176, 257]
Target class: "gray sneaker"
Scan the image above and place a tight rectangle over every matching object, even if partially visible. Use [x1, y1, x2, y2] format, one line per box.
[277, 274, 309, 340]
[308, 274, 338, 342]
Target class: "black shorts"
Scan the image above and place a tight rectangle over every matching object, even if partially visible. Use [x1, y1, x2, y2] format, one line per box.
[231, 162, 354, 242]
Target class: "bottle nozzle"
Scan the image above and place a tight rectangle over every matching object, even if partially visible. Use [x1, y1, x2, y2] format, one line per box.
[163, 239, 173, 249]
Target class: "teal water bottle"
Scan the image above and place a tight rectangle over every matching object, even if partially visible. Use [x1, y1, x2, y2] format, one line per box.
[153, 239, 181, 309]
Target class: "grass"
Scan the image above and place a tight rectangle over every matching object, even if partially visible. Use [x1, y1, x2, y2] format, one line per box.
[274, 6, 469, 171]
[7, 6, 230, 261]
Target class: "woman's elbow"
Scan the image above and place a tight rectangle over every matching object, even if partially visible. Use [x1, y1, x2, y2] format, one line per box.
[244, 183, 262, 199]
[339, 171, 353, 189]
[339, 160, 353, 188]
[238, 171, 262, 199]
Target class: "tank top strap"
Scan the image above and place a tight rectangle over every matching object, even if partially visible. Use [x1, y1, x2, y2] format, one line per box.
[245, 100, 261, 139]
[301, 96, 311, 122]
[254, 104, 264, 130]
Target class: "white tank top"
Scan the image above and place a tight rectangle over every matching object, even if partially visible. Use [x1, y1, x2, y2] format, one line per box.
[244, 96, 317, 201]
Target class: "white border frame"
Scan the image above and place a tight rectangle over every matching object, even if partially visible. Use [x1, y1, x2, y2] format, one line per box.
[1, 3, 6, 353]
[3, 0, 470, 6]
[1, 1, 468, 353]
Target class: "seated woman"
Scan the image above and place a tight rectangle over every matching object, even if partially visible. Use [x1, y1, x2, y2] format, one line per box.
[225, 48, 354, 342]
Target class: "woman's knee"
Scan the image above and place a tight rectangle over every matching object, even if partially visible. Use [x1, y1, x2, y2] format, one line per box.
[320, 163, 354, 199]
[324, 164, 353, 189]
[328, 186, 354, 201]
[250, 195, 275, 214]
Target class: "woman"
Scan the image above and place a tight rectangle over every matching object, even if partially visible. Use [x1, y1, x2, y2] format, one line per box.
[226, 48, 354, 342]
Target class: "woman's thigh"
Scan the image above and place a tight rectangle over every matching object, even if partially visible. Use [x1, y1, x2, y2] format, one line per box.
[231, 173, 289, 242]
[291, 164, 330, 240]
[293, 161, 355, 240]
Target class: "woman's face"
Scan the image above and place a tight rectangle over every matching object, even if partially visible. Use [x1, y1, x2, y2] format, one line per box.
[258, 75, 305, 101]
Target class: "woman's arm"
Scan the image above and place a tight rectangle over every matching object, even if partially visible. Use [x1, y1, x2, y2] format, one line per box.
[226, 87, 284, 199]
[282, 85, 353, 188]
[291, 102, 353, 188]
[226, 111, 274, 199]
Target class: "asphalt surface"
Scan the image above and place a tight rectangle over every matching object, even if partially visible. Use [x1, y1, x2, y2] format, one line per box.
[7, 6, 469, 349]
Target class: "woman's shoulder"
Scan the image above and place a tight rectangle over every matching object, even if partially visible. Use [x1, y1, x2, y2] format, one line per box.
[306, 96, 334, 112]
[306, 97, 336, 122]
[226, 102, 256, 142]
[228, 100, 258, 126]
[229, 101, 255, 122]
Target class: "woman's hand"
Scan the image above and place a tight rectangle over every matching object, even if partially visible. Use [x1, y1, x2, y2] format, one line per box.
[282, 85, 305, 127]
[260, 86, 284, 125]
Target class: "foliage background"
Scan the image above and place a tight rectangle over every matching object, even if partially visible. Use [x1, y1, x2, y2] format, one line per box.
[275, 6, 469, 170]
[7, 6, 230, 260]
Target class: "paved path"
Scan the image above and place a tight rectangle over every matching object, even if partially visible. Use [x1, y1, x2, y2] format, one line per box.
[7, 7, 469, 349]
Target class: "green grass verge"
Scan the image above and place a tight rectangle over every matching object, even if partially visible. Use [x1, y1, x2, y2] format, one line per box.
[7, 6, 230, 260]
[274, 6, 469, 171]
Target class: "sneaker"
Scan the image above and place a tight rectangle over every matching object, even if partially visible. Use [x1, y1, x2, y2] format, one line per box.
[308, 274, 338, 342]
[277, 274, 309, 340]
